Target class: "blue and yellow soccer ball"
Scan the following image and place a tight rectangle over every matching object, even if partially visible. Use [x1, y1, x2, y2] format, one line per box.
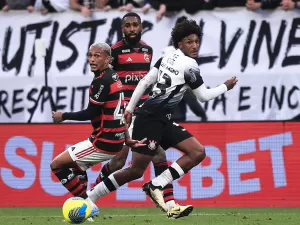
[62, 197, 91, 224]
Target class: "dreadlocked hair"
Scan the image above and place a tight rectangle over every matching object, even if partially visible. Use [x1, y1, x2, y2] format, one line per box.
[171, 19, 202, 49]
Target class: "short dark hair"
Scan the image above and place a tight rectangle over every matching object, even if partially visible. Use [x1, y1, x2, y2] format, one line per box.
[122, 12, 141, 24]
[171, 19, 202, 49]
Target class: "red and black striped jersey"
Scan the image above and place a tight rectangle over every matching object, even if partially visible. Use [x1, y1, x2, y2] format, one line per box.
[88, 68, 125, 153]
[111, 39, 153, 105]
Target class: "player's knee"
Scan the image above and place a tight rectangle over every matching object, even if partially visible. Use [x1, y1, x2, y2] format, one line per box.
[193, 145, 206, 163]
[50, 159, 59, 171]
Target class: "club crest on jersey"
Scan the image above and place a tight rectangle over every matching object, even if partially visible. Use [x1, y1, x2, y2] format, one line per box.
[112, 73, 119, 81]
[144, 53, 150, 63]
[148, 140, 157, 151]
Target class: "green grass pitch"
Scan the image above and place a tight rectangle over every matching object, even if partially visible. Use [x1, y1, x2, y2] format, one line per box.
[0, 208, 299, 225]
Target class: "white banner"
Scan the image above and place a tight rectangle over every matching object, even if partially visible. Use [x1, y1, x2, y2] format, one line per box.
[0, 9, 300, 122]
[1, 74, 300, 122]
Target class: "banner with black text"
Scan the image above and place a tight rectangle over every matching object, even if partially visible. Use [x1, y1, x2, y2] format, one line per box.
[0, 9, 300, 122]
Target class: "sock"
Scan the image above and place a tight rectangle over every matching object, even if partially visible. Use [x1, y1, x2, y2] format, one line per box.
[53, 168, 88, 198]
[166, 200, 176, 210]
[72, 168, 88, 185]
[152, 162, 185, 188]
[92, 163, 112, 187]
[153, 161, 175, 203]
[88, 174, 119, 202]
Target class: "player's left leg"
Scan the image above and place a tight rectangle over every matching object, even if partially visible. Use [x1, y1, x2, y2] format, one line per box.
[152, 147, 189, 212]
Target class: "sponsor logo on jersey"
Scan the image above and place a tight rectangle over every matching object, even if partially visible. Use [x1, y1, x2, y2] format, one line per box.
[142, 48, 149, 52]
[122, 49, 130, 53]
[125, 74, 145, 83]
[127, 57, 133, 62]
[115, 132, 125, 140]
[94, 85, 104, 99]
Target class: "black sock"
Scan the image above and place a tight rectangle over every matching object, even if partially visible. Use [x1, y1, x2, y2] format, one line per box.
[53, 168, 88, 198]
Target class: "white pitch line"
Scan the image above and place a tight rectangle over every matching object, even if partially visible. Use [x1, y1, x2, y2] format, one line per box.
[0, 213, 298, 218]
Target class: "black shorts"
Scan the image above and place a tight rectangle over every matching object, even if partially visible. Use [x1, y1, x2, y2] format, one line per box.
[131, 113, 193, 156]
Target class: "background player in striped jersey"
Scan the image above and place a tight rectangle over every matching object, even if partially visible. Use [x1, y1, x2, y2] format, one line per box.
[50, 43, 145, 221]
[90, 12, 191, 215]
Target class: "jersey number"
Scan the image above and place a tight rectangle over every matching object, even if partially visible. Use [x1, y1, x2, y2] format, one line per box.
[157, 70, 172, 95]
[114, 92, 124, 125]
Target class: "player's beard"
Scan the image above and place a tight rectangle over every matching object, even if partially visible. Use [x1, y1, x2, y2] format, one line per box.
[124, 32, 142, 46]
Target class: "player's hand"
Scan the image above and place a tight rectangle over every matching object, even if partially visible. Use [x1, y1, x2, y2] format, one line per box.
[125, 138, 147, 148]
[52, 111, 64, 123]
[224, 76, 238, 91]
[124, 111, 133, 127]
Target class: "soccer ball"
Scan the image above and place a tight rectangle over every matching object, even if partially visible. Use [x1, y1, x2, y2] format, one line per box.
[62, 197, 91, 224]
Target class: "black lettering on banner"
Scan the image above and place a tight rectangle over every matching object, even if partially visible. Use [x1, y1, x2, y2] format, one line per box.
[45, 22, 59, 74]
[77, 86, 89, 110]
[269, 86, 285, 110]
[12, 89, 24, 114]
[27, 22, 53, 76]
[142, 20, 154, 35]
[262, 86, 267, 112]
[253, 20, 286, 69]
[71, 87, 76, 111]
[288, 86, 299, 109]
[241, 20, 256, 72]
[0, 91, 10, 118]
[56, 21, 80, 72]
[204, 87, 226, 115]
[2, 27, 26, 75]
[56, 87, 67, 110]
[238, 87, 251, 111]
[81, 20, 107, 74]
[212, 94, 226, 115]
[219, 21, 243, 69]
[282, 18, 300, 67]
[27, 88, 39, 115]
[196, 19, 218, 65]
[106, 18, 122, 46]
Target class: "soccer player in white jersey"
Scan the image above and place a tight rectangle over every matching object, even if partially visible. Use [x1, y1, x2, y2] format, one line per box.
[85, 19, 238, 219]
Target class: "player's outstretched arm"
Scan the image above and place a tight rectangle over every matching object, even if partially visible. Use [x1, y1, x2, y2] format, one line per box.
[52, 103, 101, 123]
[125, 66, 158, 113]
[192, 76, 238, 102]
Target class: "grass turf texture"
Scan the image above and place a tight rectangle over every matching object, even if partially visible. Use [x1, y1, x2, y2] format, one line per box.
[0, 208, 299, 225]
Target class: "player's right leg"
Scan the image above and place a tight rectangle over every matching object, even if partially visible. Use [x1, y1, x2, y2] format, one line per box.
[51, 139, 117, 220]
[143, 123, 206, 219]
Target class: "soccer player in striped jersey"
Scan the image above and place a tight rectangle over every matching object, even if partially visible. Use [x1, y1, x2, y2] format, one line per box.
[90, 12, 190, 216]
[50, 42, 145, 221]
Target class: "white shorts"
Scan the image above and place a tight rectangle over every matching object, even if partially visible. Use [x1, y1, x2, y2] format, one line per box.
[68, 139, 116, 171]
[124, 116, 136, 145]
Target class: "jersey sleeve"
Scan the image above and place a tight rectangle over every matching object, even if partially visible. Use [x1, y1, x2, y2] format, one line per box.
[154, 57, 163, 69]
[184, 60, 204, 90]
[89, 79, 110, 105]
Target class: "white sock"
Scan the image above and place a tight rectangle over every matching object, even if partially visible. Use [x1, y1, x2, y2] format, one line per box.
[166, 200, 176, 210]
[152, 162, 185, 188]
[87, 182, 110, 203]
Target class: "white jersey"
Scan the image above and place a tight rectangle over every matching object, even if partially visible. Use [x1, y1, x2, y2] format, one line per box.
[137, 49, 204, 114]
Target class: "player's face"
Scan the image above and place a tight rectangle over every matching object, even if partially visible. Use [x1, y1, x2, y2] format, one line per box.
[122, 16, 142, 45]
[88, 47, 111, 72]
[178, 34, 200, 58]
